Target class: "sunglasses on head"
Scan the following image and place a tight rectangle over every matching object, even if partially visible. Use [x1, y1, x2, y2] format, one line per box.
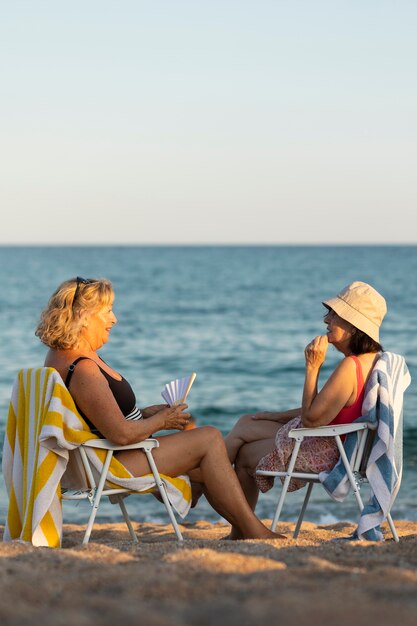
[72, 276, 96, 308]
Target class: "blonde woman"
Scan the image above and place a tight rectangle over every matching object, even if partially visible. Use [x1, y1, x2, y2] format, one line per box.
[36, 276, 283, 541]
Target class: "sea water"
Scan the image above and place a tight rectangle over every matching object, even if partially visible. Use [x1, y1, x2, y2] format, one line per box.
[0, 245, 416, 526]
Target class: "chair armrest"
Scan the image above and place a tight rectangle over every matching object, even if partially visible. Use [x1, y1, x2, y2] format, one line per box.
[82, 438, 159, 451]
[288, 422, 374, 439]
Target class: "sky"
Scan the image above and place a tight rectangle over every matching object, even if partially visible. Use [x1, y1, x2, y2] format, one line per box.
[1, 1, 416, 245]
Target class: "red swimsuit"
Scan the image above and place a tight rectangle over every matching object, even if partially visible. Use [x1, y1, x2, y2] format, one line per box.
[330, 355, 365, 426]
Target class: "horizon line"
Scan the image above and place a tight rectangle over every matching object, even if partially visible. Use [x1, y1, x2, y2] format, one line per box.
[0, 242, 416, 248]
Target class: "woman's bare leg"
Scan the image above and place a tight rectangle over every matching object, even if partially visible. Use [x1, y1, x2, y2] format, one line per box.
[235, 438, 276, 508]
[116, 426, 283, 540]
[228, 438, 277, 538]
[191, 414, 282, 510]
[224, 413, 282, 464]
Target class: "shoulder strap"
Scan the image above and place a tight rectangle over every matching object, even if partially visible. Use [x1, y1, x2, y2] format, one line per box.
[348, 355, 365, 392]
[65, 356, 93, 387]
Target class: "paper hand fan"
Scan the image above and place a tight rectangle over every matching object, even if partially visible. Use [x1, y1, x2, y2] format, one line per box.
[161, 372, 196, 406]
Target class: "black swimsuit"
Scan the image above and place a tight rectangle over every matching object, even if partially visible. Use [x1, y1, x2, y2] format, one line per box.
[65, 356, 142, 436]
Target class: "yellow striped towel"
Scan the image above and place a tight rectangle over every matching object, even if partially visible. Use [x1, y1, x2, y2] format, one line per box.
[2, 367, 191, 547]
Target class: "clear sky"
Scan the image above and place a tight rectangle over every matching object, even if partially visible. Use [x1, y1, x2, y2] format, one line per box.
[1, 1, 416, 244]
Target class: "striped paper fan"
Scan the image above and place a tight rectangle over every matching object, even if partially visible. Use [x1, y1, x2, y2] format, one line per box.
[161, 373, 196, 406]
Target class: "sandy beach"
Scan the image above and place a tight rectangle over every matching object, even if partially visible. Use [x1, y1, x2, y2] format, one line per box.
[1, 519, 416, 626]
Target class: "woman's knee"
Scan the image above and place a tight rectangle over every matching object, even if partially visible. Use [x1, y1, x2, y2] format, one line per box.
[196, 425, 224, 446]
[235, 444, 257, 474]
[229, 413, 255, 436]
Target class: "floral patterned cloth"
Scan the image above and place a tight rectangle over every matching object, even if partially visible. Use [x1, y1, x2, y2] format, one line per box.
[255, 417, 340, 493]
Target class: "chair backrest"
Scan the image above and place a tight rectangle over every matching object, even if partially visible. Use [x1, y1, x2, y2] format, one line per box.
[357, 352, 409, 479]
[357, 429, 376, 476]
[61, 444, 93, 491]
[393, 406, 403, 479]
[3, 367, 85, 547]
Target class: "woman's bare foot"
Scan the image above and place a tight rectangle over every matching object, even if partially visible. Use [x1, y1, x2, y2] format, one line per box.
[221, 527, 286, 540]
[220, 528, 243, 540]
[256, 528, 287, 540]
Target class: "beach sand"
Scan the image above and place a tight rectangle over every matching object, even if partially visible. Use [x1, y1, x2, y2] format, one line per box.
[1, 519, 416, 626]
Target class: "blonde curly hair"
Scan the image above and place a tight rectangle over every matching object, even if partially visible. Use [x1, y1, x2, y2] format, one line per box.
[35, 277, 114, 349]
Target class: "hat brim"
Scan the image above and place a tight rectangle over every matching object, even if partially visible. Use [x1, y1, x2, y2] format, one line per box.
[322, 296, 380, 343]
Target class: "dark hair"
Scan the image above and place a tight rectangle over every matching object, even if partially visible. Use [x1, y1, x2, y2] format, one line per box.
[348, 329, 383, 355]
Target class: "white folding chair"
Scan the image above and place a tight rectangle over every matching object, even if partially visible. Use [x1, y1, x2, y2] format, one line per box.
[256, 352, 411, 542]
[2, 366, 185, 547]
[62, 438, 184, 545]
[256, 421, 400, 541]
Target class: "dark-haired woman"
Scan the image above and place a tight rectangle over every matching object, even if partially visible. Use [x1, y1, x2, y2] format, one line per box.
[224, 282, 387, 536]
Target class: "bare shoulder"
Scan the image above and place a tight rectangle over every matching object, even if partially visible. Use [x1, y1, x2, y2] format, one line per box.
[51, 355, 105, 390]
[326, 356, 357, 386]
[334, 355, 357, 375]
[356, 351, 381, 379]
[44, 351, 76, 382]
[69, 360, 112, 404]
[70, 358, 104, 381]
[318, 356, 357, 406]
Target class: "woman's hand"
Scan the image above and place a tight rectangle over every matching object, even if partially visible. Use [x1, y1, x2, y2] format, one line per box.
[141, 403, 169, 418]
[155, 403, 191, 431]
[304, 335, 328, 370]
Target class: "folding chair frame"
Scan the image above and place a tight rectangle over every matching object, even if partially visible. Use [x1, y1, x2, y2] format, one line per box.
[62, 438, 184, 544]
[256, 422, 399, 542]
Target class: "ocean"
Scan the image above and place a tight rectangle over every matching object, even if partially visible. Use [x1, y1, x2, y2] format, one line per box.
[0, 245, 416, 527]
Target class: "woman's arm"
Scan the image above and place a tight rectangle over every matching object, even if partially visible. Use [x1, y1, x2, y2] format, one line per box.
[252, 408, 302, 423]
[69, 360, 190, 445]
[300, 335, 356, 428]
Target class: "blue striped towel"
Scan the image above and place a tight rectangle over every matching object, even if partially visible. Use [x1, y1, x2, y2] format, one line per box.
[319, 352, 411, 541]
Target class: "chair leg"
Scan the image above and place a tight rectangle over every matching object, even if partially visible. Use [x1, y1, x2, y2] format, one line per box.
[143, 449, 184, 541]
[386, 512, 399, 543]
[82, 450, 114, 545]
[335, 436, 366, 513]
[271, 439, 302, 532]
[335, 437, 400, 542]
[293, 481, 314, 539]
[116, 495, 139, 543]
